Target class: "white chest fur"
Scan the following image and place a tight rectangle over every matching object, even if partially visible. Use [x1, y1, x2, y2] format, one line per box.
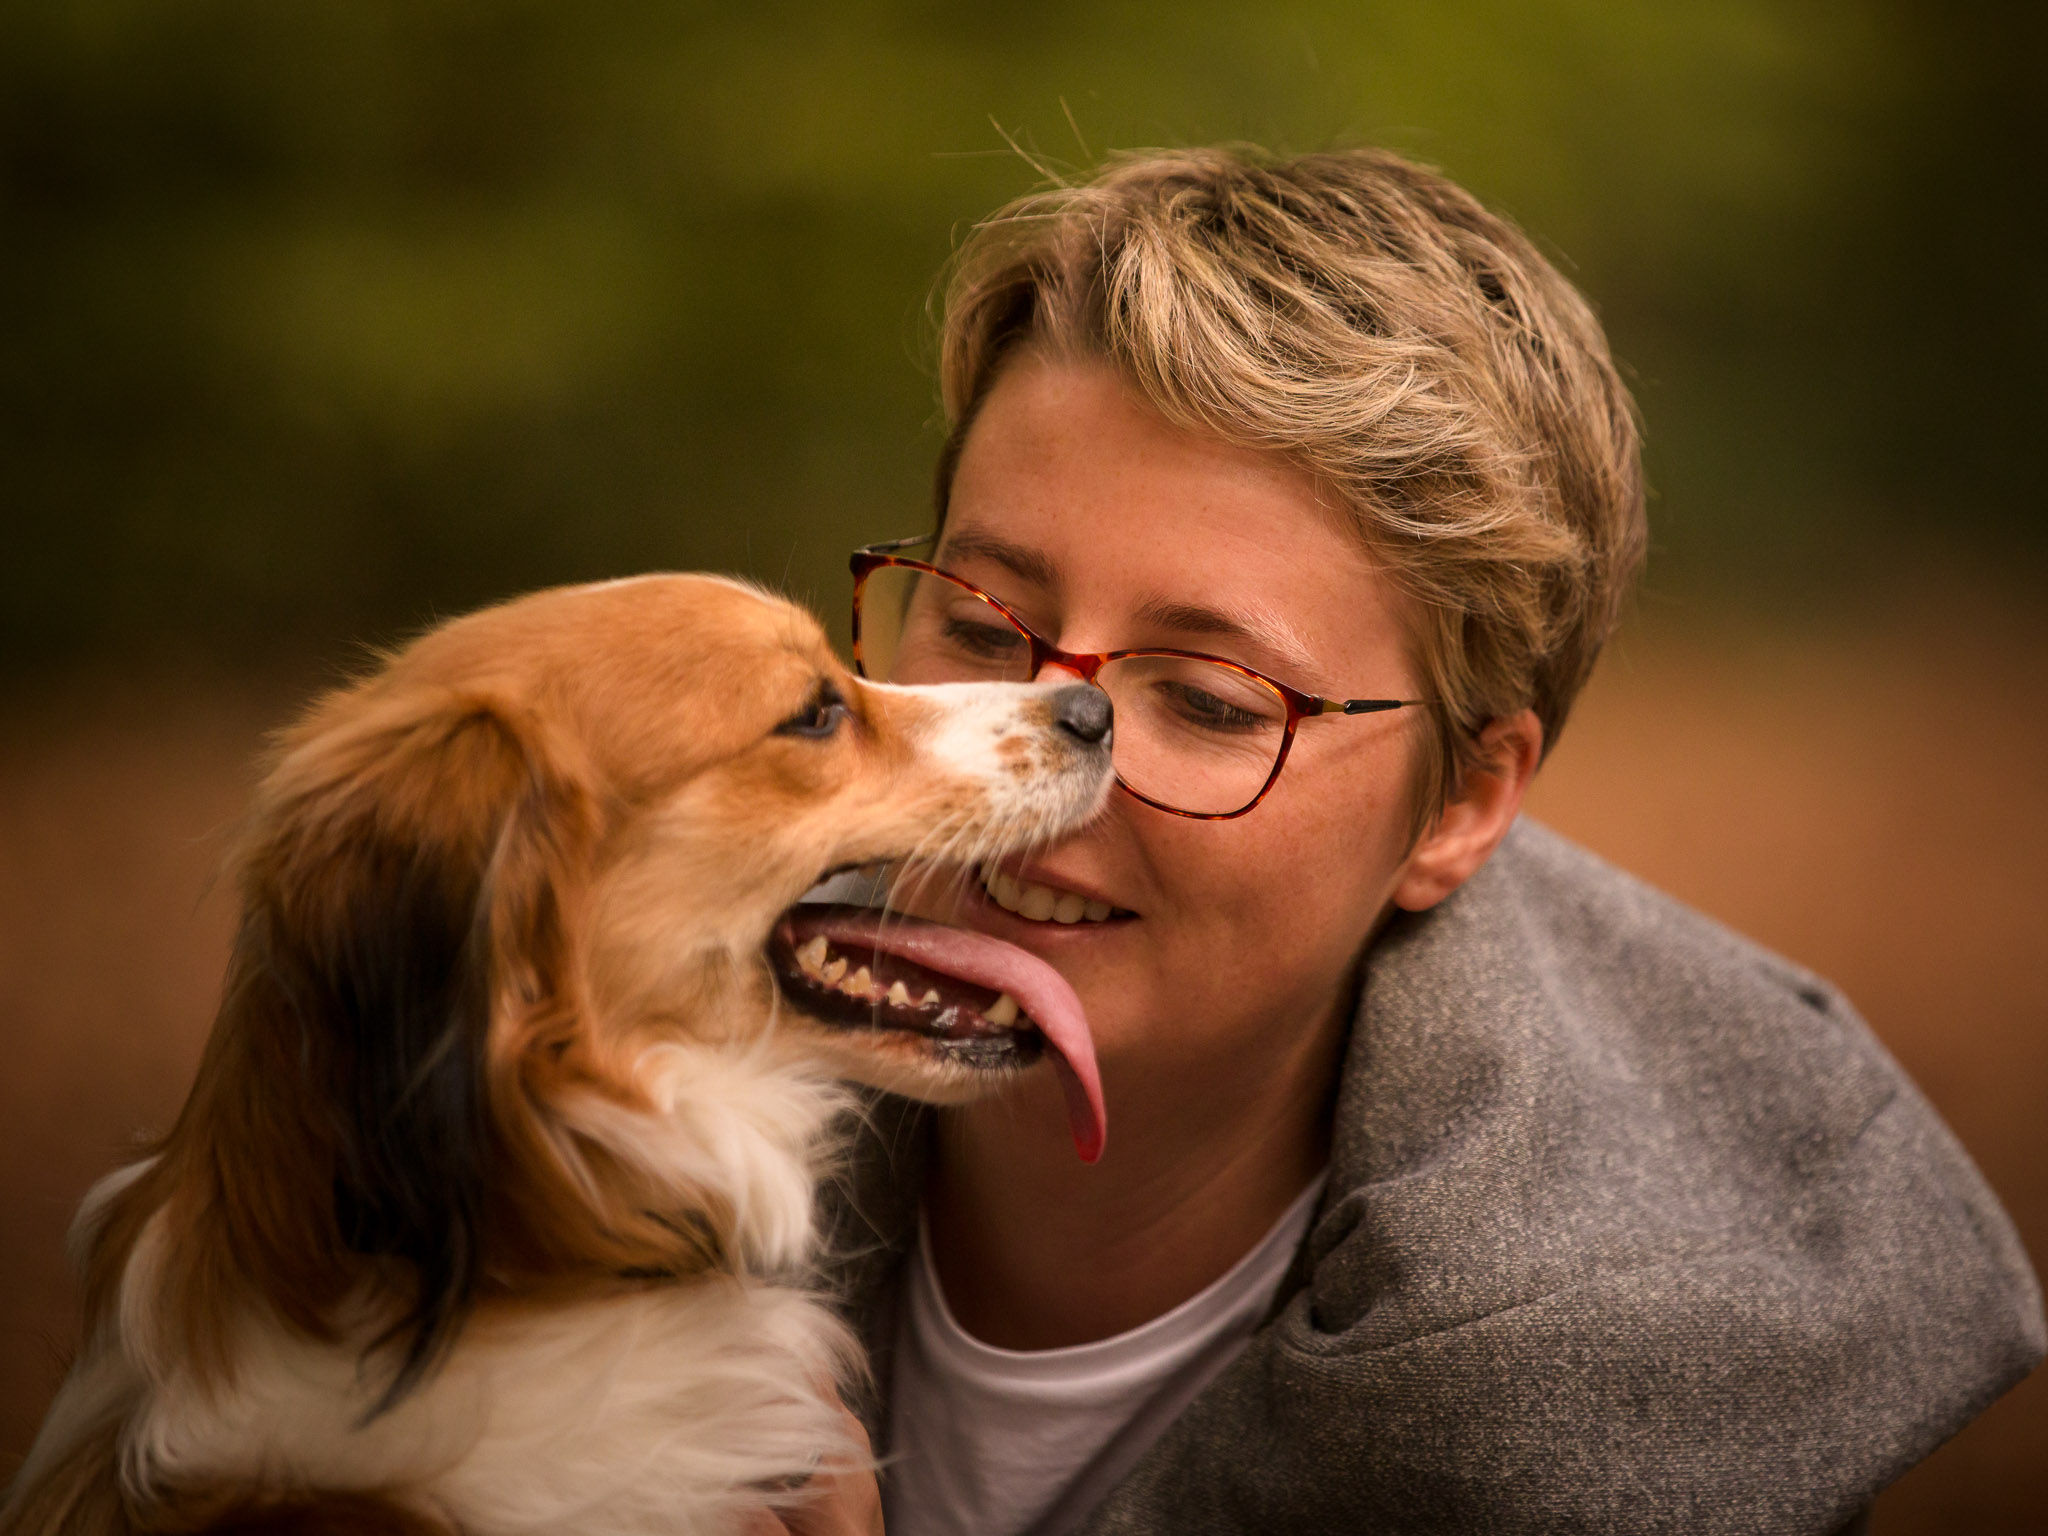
[126, 1282, 860, 1536]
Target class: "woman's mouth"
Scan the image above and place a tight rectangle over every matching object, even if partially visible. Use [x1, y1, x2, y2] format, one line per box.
[976, 864, 1134, 925]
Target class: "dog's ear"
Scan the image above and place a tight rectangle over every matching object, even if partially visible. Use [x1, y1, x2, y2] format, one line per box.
[230, 689, 588, 1410]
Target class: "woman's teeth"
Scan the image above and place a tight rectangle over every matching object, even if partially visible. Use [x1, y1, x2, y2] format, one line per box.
[980, 867, 1117, 924]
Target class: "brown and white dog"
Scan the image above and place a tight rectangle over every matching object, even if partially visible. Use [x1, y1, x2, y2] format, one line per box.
[3, 574, 1113, 1536]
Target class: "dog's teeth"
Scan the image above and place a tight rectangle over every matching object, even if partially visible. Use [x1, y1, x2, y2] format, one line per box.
[795, 936, 830, 975]
[984, 993, 1019, 1026]
[1084, 899, 1112, 922]
[886, 980, 911, 1007]
[821, 957, 847, 985]
[1052, 892, 1086, 924]
[843, 965, 873, 997]
[920, 988, 941, 1007]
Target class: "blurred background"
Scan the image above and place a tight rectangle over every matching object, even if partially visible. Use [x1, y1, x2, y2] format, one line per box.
[2, 0, 2042, 1524]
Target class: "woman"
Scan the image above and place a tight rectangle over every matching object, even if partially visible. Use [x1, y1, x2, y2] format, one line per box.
[785, 147, 2042, 1535]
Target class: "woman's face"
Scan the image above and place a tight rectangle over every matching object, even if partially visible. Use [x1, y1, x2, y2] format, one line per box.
[894, 353, 1467, 1123]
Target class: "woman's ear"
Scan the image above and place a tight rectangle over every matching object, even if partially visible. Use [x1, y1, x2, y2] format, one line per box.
[1391, 708, 1544, 913]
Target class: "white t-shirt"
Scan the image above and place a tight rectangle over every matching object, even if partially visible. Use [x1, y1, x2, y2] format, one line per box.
[882, 1174, 1327, 1536]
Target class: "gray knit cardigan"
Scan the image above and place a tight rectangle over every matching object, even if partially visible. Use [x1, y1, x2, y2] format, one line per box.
[818, 820, 2043, 1534]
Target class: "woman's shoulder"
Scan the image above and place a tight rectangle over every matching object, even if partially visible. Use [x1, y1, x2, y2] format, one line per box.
[1364, 816, 1902, 1123]
[1334, 814, 2022, 1284]
[1450, 816, 1848, 1015]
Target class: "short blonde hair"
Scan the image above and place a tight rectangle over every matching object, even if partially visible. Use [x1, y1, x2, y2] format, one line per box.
[933, 145, 1646, 827]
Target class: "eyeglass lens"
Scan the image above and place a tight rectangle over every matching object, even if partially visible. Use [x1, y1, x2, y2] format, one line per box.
[857, 565, 1287, 816]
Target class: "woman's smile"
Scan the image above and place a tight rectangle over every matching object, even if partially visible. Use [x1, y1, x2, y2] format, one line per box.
[973, 860, 1134, 926]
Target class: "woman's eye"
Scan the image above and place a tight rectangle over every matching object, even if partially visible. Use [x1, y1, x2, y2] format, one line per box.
[776, 688, 849, 740]
[1166, 683, 1266, 733]
[942, 617, 1025, 660]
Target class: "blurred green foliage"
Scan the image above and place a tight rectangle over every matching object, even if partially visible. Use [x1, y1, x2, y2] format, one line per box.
[1, 0, 2039, 670]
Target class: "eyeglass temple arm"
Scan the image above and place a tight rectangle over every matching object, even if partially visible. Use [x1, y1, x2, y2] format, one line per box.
[854, 534, 936, 559]
[1317, 698, 1425, 715]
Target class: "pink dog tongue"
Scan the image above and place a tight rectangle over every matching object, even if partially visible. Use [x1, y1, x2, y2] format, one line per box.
[796, 908, 1106, 1163]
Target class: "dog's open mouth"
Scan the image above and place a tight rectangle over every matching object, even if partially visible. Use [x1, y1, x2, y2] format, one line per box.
[769, 902, 1106, 1163]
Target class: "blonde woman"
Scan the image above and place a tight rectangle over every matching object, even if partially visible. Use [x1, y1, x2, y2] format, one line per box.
[783, 147, 2042, 1536]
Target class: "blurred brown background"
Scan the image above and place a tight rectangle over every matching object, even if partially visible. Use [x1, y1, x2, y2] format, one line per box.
[2, 0, 2042, 1525]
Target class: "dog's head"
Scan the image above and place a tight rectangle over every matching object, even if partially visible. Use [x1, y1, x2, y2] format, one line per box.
[129, 575, 1111, 1406]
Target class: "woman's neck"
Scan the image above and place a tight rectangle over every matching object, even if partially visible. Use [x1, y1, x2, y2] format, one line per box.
[923, 989, 1349, 1351]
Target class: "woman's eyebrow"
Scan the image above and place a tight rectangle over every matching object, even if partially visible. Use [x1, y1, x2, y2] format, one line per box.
[939, 531, 1060, 592]
[1133, 596, 1323, 683]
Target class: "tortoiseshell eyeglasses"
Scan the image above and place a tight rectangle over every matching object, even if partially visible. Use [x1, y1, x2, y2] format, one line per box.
[850, 535, 1430, 820]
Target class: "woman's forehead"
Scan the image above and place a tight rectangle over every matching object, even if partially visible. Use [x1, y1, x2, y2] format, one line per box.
[935, 518, 1402, 698]
[940, 355, 1416, 688]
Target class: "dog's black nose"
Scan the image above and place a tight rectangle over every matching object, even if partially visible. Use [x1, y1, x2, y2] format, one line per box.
[1051, 684, 1113, 747]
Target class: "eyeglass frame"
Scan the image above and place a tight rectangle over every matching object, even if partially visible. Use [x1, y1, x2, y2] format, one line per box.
[849, 534, 1432, 820]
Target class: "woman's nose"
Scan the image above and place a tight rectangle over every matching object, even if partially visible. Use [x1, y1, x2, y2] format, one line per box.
[1035, 660, 1087, 684]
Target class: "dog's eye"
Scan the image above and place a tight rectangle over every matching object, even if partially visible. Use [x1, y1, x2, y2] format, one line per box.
[775, 685, 848, 741]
